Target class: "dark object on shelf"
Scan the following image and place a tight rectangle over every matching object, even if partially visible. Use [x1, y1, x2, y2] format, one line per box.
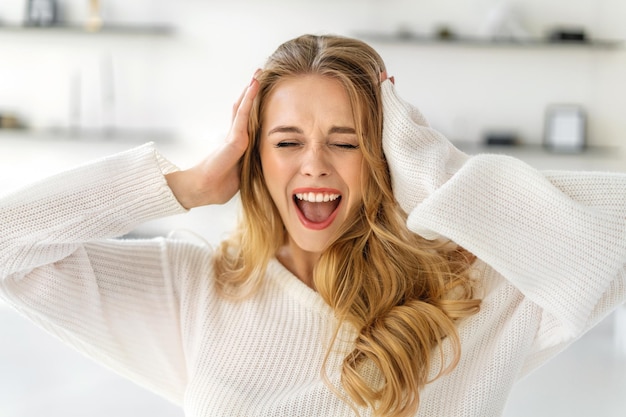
[484, 131, 519, 146]
[435, 25, 457, 40]
[24, 0, 58, 27]
[544, 104, 586, 152]
[548, 28, 587, 43]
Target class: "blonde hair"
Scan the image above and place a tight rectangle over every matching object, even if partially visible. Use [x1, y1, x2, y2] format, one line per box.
[214, 34, 481, 417]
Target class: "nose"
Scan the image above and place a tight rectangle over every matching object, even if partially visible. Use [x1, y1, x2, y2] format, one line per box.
[300, 144, 331, 178]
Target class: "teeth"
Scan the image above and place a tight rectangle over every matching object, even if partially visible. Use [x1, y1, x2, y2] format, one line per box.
[295, 192, 340, 202]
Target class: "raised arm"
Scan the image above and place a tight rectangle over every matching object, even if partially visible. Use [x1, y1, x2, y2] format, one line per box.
[381, 79, 626, 339]
[0, 72, 261, 404]
[0, 143, 190, 403]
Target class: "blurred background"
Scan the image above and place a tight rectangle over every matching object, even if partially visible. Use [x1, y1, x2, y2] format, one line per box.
[0, 0, 625, 416]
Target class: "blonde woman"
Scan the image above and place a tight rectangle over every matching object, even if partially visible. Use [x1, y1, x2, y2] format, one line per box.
[1, 34, 625, 417]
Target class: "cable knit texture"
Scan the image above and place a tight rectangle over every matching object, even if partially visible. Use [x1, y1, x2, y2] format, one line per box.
[381, 80, 469, 214]
[1, 84, 625, 416]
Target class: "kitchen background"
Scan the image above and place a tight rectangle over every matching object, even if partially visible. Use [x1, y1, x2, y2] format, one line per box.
[0, 0, 625, 416]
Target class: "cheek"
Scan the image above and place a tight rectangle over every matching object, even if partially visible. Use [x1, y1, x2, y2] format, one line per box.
[260, 152, 289, 206]
[260, 142, 289, 177]
[333, 156, 365, 214]
[259, 145, 276, 180]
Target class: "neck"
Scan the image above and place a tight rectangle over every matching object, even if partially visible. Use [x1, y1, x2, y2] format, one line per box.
[276, 241, 320, 290]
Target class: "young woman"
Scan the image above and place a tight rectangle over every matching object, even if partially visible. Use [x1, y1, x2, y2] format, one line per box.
[1, 34, 625, 417]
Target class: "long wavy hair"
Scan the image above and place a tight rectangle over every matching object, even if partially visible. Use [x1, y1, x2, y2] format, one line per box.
[214, 34, 481, 417]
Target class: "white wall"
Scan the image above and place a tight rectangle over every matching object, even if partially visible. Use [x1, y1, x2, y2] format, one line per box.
[1, 2, 625, 416]
[1, 0, 625, 149]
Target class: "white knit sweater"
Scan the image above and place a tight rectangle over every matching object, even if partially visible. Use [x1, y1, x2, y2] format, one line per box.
[1, 82, 625, 416]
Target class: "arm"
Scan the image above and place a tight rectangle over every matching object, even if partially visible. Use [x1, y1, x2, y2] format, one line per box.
[381, 80, 626, 340]
[0, 144, 189, 403]
[0, 72, 260, 403]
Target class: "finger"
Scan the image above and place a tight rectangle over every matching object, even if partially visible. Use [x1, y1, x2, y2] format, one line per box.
[225, 78, 260, 153]
[231, 86, 248, 122]
[379, 71, 396, 85]
[231, 69, 262, 123]
[231, 74, 260, 133]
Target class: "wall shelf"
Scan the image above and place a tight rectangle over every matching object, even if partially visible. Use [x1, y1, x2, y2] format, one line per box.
[453, 140, 620, 155]
[354, 32, 623, 50]
[0, 23, 174, 36]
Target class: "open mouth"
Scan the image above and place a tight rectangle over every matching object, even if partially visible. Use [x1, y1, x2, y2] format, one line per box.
[293, 191, 342, 229]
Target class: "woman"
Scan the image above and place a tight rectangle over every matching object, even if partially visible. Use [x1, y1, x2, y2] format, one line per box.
[1, 34, 625, 417]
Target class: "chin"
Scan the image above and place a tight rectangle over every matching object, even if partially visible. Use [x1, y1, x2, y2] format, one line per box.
[293, 239, 330, 255]
[289, 231, 336, 255]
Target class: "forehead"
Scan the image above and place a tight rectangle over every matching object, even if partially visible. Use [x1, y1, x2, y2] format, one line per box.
[262, 75, 355, 129]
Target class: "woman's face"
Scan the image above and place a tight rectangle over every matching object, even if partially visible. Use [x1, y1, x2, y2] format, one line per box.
[259, 74, 364, 257]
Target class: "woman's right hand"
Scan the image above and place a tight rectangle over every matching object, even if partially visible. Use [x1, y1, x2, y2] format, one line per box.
[166, 70, 261, 209]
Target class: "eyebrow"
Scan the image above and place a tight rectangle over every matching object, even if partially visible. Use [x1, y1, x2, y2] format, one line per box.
[329, 126, 356, 135]
[267, 126, 303, 136]
[267, 125, 356, 136]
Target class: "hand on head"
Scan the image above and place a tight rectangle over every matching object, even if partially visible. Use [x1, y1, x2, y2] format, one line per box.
[166, 70, 261, 209]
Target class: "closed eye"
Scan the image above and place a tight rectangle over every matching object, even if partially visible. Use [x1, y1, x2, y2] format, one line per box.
[331, 143, 360, 150]
[275, 141, 302, 148]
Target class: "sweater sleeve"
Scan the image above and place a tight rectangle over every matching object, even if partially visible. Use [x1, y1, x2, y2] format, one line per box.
[0, 143, 190, 404]
[381, 81, 626, 342]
